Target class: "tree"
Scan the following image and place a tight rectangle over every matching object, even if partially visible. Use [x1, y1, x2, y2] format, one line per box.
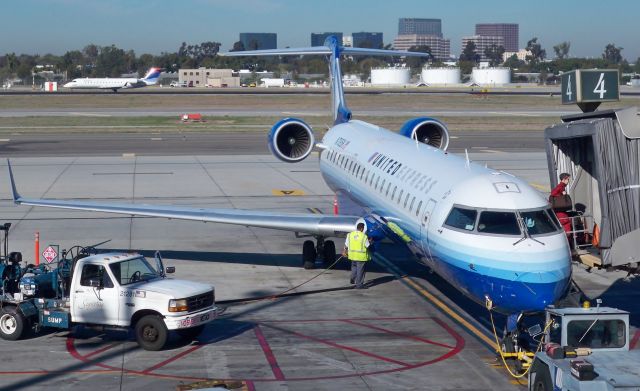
[231, 41, 245, 52]
[634, 58, 640, 73]
[525, 38, 546, 64]
[602, 43, 623, 64]
[484, 44, 505, 67]
[503, 54, 525, 69]
[459, 41, 479, 63]
[406, 45, 432, 69]
[95, 45, 128, 77]
[83, 44, 99, 65]
[553, 41, 570, 59]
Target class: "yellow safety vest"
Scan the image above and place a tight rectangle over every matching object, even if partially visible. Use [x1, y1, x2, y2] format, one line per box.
[347, 231, 370, 262]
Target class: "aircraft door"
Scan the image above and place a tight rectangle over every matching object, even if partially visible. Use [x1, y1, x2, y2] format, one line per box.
[420, 198, 437, 263]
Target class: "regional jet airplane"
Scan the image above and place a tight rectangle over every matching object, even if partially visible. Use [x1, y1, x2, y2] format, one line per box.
[63, 67, 161, 92]
[7, 37, 571, 320]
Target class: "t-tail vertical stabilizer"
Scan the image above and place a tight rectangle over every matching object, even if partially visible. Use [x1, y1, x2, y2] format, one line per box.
[221, 36, 429, 125]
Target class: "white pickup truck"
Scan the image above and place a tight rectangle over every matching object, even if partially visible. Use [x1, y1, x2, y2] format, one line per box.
[0, 251, 217, 351]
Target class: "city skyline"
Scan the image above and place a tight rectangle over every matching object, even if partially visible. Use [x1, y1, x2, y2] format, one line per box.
[1, 0, 639, 61]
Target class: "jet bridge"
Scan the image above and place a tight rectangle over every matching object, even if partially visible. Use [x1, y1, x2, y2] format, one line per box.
[544, 106, 640, 271]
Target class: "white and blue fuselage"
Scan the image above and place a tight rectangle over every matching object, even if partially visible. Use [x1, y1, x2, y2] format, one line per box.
[319, 120, 572, 313]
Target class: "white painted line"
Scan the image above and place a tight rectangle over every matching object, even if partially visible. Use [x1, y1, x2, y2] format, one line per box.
[0, 139, 10, 142]
[122, 153, 136, 158]
[450, 136, 459, 139]
[151, 137, 163, 141]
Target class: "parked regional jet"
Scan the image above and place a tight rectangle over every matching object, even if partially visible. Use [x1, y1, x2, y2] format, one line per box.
[63, 67, 161, 92]
[7, 37, 571, 320]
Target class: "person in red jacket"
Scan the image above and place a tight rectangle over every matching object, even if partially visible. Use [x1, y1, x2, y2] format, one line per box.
[550, 173, 572, 235]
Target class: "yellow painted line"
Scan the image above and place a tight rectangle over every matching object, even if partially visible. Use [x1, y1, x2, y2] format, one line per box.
[375, 254, 497, 350]
[271, 189, 305, 196]
[529, 182, 549, 191]
[401, 276, 497, 349]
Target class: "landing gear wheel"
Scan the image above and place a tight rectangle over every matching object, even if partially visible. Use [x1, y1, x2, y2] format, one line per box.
[0, 307, 26, 341]
[302, 240, 316, 269]
[135, 315, 168, 351]
[177, 325, 205, 341]
[323, 240, 336, 265]
[501, 334, 523, 374]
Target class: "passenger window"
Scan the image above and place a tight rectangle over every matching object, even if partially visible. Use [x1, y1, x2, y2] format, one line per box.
[392, 186, 397, 199]
[386, 182, 391, 196]
[477, 211, 520, 235]
[410, 196, 415, 211]
[80, 264, 114, 288]
[444, 207, 477, 231]
[375, 176, 380, 190]
[380, 179, 386, 192]
[416, 200, 423, 216]
[398, 189, 404, 203]
[404, 193, 410, 208]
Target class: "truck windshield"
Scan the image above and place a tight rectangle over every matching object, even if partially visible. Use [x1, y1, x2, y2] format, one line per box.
[109, 257, 160, 286]
[567, 319, 626, 348]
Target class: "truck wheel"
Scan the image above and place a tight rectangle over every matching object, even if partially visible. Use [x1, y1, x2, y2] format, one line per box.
[323, 240, 336, 265]
[531, 360, 553, 391]
[0, 307, 26, 341]
[302, 240, 316, 269]
[135, 315, 168, 351]
[177, 325, 205, 341]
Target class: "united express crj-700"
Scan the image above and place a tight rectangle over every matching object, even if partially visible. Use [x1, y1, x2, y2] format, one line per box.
[63, 67, 161, 92]
[8, 37, 571, 320]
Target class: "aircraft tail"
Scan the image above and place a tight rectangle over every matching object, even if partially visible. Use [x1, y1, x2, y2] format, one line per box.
[222, 37, 428, 125]
[142, 67, 162, 85]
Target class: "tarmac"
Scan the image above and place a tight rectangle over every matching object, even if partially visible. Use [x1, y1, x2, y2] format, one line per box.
[0, 153, 638, 391]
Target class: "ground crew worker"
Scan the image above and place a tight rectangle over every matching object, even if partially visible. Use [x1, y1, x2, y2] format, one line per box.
[343, 223, 372, 289]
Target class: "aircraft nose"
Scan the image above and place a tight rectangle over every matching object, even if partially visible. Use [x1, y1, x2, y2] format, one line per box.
[63, 82, 72, 88]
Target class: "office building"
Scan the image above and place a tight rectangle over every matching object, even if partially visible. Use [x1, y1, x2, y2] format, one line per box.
[393, 35, 450, 61]
[461, 35, 505, 61]
[398, 18, 442, 37]
[311, 32, 343, 46]
[475, 23, 519, 52]
[352, 32, 383, 48]
[239, 33, 277, 50]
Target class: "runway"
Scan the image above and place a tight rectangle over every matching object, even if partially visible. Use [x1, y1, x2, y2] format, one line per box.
[0, 130, 546, 157]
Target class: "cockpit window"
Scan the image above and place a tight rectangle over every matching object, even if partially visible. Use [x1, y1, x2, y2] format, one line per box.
[477, 211, 520, 235]
[521, 209, 560, 235]
[444, 207, 477, 231]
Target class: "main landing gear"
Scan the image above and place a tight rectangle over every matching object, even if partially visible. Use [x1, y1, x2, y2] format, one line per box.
[302, 236, 336, 269]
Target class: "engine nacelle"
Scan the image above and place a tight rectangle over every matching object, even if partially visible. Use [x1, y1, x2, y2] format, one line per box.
[268, 118, 315, 163]
[399, 117, 450, 151]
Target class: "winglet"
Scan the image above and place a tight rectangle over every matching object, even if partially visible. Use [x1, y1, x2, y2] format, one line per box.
[6, 159, 22, 203]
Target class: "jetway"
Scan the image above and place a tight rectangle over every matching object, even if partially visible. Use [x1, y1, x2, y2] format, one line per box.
[544, 106, 640, 271]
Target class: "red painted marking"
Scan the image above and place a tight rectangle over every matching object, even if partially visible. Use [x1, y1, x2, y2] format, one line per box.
[631, 329, 640, 349]
[142, 345, 203, 373]
[342, 319, 455, 349]
[65, 338, 209, 382]
[83, 342, 120, 359]
[245, 381, 257, 391]
[261, 323, 411, 367]
[254, 325, 285, 381]
[58, 315, 465, 383]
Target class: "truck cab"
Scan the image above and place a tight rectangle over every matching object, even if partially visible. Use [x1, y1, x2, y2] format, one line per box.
[529, 305, 640, 390]
[1, 251, 217, 351]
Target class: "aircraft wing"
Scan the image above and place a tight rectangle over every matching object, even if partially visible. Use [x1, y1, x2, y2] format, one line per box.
[7, 160, 358, 237]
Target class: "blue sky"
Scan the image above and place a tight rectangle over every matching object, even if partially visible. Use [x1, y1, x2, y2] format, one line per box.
[2, 0, 639, 60]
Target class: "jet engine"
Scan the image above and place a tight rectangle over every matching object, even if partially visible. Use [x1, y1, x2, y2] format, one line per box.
[399, 117, 450, 151]
[268, 118, 315, 163]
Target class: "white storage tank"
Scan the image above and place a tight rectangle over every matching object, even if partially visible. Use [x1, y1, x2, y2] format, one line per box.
[421, 67, 461, 85]
[471, 67, 510, 86]
[371, 67, 410, 86]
